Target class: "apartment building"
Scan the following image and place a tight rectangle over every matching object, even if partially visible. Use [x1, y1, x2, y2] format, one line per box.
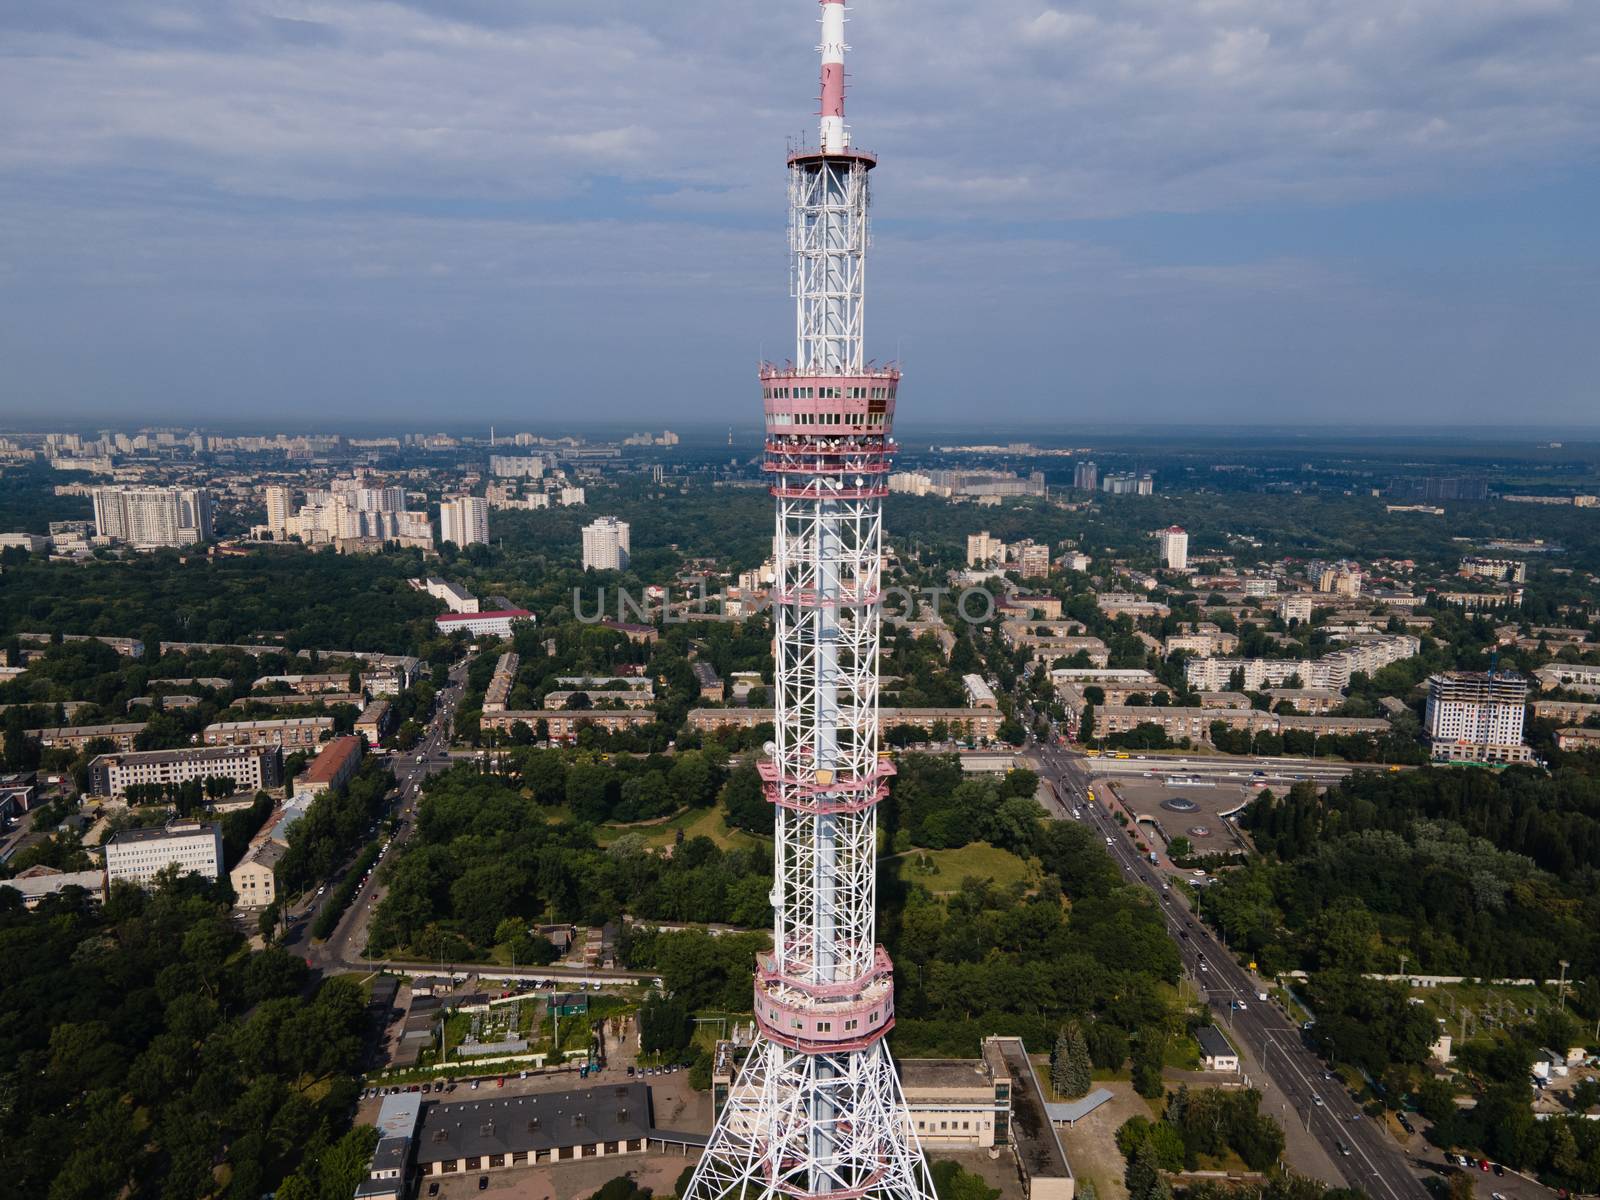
[483, 653, 520, 714]
[438, 495, 489, 548]
[1157, 526, 1189, 571]
[433, 609, 534, 639]
[685, 707, 1005, 740]
[1460, 557, 1527, 584]
[92, 486, 214, 548]
[479, 709, 656, 742]
[581, 517, 632, 571]
[203, 716, 333, 748]
[27, 722, 146, 752]
[297, 736, 362, 796]
[355, 699, 394, 743]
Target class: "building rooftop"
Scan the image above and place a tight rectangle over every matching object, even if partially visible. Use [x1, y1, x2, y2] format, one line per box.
[1196, 1025, 1236, 1058]
[299, 736, 361, 786]
[414, 1083, 651, 1164]
[108, 821, 220, 845]
[92, 745, 270, 767]
[899, 1057, 999, 1091]
[435, 609, 532, 623]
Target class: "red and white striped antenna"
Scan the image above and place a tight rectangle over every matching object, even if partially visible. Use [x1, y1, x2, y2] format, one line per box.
[819, 0, 849, 152]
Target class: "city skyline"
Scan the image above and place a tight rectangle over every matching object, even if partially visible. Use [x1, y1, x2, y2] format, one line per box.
[3, 0, 1597, 427]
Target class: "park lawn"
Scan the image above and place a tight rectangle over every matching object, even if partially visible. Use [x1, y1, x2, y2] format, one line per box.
[891, 842, 1038, 894]
[596, 805, 764, 852]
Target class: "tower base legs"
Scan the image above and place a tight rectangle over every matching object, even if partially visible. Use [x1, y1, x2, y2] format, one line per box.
[683, 1035, 936, 1200]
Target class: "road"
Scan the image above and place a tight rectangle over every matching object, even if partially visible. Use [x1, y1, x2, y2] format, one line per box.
[282, 657, 473, 970]
[1035, 743, 1432, 1200]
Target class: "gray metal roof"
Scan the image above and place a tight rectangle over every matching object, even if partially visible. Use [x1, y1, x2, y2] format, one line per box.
[1196, 1025, 1237, 1058]
[415, 1083, 651, 1164]
[1045, 1088, 1115, 1125]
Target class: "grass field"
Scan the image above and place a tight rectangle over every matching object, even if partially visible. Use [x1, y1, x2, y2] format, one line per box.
[596, 805, 766, 852]
[889, 842, 1038, 894]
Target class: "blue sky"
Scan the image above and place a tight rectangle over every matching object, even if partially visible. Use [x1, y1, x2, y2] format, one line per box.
[1, 0, 1597, 430]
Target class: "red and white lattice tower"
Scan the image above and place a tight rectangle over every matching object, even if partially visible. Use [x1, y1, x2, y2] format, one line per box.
[683, 5, 934, 1200]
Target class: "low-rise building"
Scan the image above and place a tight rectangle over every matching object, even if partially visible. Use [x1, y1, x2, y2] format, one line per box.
[355, 699, 394, 743]
[0, 865, 106, 909]
[1264, 688, 1344, 715]
[26, 722, 146, 752]
[482, 653, 520, 714]
[1197, 1025, 1239, 1073]
[1556, 727, 1600, 752]
[413, 1084, 653, 1181]
[415, 577, 480, 613]
[962, 674, 998, 709]
[105, 821, 223, 887]
[297, 736, 362, 795]
[89, 745, 282, 799]
[687, 707, 1005, 740]
[434, 609, 534, 639]
[480, 709, 657, 741]
[202, 716, 333, 748]
[229, 839, 285, 909]
[693, 662, 725, 702]
[900, 1041, 1013, 1149]
[1095, 706, 1390, 744]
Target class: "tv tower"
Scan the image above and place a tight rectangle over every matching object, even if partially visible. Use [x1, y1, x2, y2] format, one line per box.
[683, 4, 933, 1200]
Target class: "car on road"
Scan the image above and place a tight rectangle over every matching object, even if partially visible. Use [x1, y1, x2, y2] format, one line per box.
[1335, 1140, 1351, 1157]
[1312, 1094, 1324, 1107]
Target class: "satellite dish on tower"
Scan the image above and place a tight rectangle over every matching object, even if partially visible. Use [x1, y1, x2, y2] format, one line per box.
[763, 740, 778, 757]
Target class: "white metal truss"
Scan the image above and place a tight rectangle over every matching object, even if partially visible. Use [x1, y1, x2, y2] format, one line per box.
[686, 9, 933, 1200]
[687, 1037, 936, 1200]
[771, 488, 881, 985]
[792, 157, 871, 374]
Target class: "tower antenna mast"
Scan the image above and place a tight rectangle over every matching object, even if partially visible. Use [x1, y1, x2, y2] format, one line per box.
[683, 4, 933, 1199]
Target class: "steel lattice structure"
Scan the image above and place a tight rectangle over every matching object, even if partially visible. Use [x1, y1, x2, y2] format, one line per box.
[684, 5, 934, 1200]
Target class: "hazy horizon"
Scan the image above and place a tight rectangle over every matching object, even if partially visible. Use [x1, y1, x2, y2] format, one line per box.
[2, 0, 1597, 427]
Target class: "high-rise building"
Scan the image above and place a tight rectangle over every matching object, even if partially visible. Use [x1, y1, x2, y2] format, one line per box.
[438, 496, 489, 548]
[1424, 671, 1533, 763]
[265, 485, 295, 533]
[1074, 460, 1099, 491]
[686, 9, 934, 1200]
[92, 486, 213, 548]
[1157, 525, 1189, 570]
[581, 517, 631, 571]
[966, 531, 1006, 567]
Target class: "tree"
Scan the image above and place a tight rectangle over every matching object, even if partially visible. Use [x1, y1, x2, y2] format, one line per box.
[1132, 1027, 1166, 1099]
[720, 763, 772, 835]
[1052, 1023, 1093, 1099]
[930, 1161, 1001, 1200]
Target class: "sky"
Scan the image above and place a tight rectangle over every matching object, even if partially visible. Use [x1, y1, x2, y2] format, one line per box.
[1, 0, 1598, 431]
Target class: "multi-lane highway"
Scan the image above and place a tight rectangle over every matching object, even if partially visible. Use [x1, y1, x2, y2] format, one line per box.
[284, 656, 472, 970]
[1036, 743, 1431, 1200]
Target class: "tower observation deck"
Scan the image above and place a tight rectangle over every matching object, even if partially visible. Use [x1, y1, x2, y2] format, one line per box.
[682, 5, 935, 1200]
